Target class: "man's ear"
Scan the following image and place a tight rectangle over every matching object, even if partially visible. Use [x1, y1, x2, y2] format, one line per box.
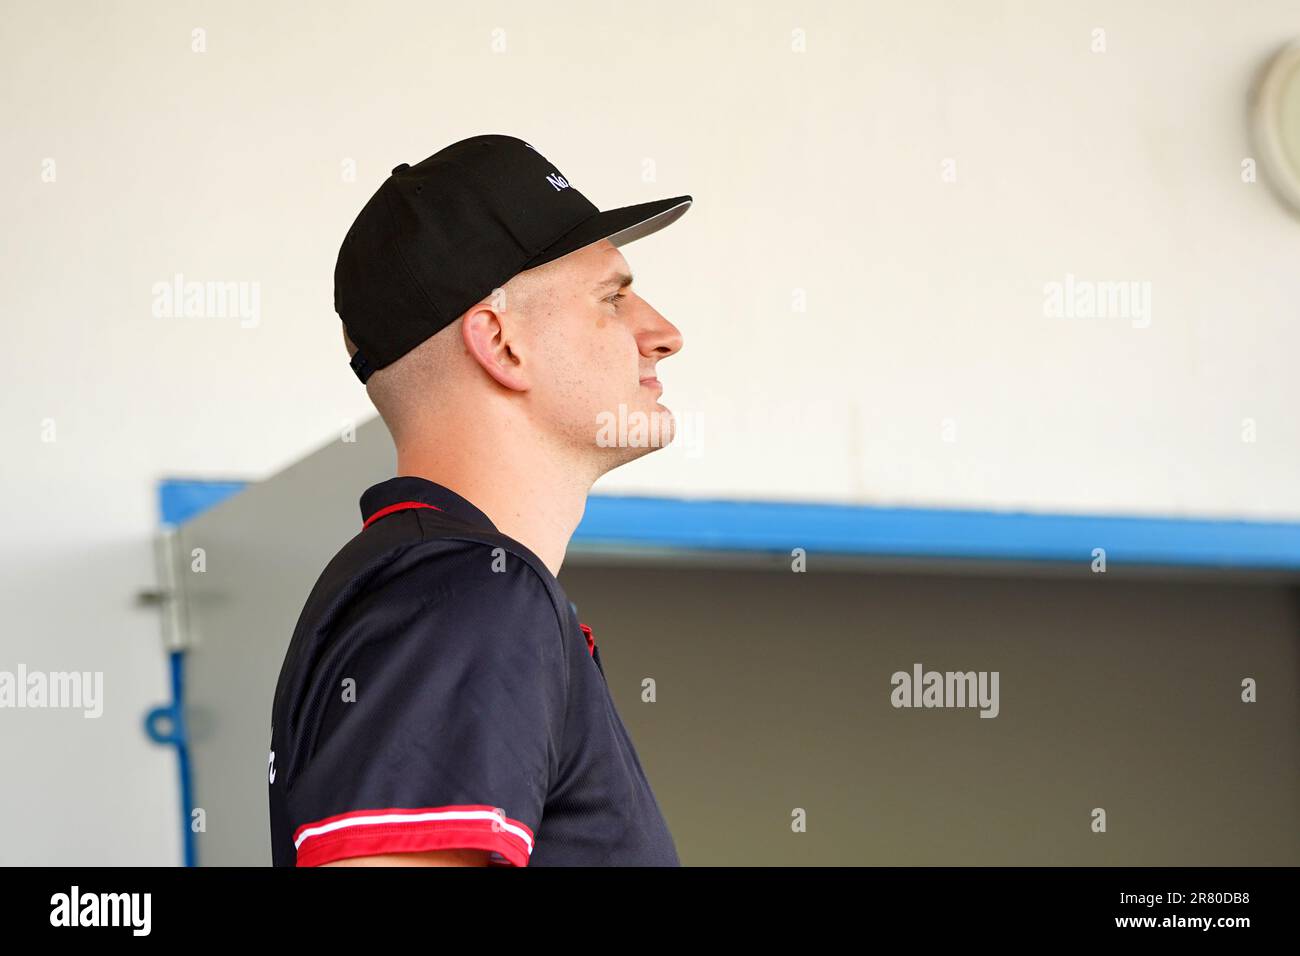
[460, 301, 529, 392]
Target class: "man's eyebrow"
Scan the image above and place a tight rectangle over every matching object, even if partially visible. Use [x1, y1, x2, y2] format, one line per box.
[592, 271, 634, 294]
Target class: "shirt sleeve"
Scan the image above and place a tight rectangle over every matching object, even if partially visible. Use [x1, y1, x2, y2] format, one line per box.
[284, 544, 570, 867]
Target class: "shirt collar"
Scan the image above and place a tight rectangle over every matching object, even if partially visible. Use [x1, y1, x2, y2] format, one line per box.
[359, 475, 498, 532]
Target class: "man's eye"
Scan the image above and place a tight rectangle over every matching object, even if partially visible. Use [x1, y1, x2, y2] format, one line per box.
[605, 293, 627, 307]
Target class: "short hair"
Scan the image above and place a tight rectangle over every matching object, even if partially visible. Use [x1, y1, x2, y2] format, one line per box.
[340, 262, 559, 446]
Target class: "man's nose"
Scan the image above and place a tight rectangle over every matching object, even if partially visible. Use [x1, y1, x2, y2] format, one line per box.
[638, 299, 683, 357]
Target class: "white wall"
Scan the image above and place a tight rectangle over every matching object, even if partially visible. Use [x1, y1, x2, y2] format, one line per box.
[1, 0, 1297, 864]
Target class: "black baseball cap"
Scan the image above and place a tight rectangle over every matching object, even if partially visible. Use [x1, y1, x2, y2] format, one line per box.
[335, 134, 692, 384]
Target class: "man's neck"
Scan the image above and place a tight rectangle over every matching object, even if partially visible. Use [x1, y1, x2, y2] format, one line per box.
[395, 423, 592, 578]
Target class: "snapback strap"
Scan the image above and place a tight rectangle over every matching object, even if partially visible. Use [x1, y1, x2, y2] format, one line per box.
[349, 348, 375, 384]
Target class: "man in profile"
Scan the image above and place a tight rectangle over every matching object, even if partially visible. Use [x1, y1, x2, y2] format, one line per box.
[267, 134, 692, 866]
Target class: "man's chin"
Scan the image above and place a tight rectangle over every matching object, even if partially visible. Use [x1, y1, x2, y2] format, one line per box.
[591, 398, 676, 459]
[646, 400, 676, 449]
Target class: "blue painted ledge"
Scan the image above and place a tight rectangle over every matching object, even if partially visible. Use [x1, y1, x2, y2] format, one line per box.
[158, 480, 1300, 571]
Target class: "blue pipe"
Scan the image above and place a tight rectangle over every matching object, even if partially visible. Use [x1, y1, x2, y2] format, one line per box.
[144, 650, 196, 867]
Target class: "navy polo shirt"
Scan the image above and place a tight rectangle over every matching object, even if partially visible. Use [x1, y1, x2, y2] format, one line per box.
[267, 475, 679, 866]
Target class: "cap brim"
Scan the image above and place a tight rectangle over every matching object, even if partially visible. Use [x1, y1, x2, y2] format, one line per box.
[519, 195, 692, 271]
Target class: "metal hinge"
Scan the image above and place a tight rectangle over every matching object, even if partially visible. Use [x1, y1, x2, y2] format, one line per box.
[135, 528, 193, 651]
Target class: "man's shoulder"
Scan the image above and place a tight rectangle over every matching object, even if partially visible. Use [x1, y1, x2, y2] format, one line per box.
[297, 510, 574, 649]
[274, 509, 579, 748]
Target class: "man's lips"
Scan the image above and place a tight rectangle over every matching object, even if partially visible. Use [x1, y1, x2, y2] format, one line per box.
[640, 377, 662, 391]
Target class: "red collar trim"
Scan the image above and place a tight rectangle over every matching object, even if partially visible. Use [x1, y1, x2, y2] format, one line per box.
[362, 500, 443, 530]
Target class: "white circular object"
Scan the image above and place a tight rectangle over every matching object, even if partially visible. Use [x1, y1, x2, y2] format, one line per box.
[1253, 40, 1300, 216]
